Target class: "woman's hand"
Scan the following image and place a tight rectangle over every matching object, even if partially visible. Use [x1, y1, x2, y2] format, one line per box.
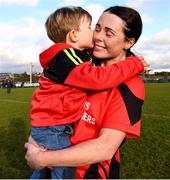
[24, 137, 46, 170]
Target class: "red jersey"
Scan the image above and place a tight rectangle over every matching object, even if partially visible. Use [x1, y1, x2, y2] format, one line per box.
[30, 43, 144, 127]
[71, 75, 145, 179]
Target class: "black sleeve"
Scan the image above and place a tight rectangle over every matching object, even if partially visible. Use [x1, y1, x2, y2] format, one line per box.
[118, 83, 144, 125]
[43, 49, 91, 83]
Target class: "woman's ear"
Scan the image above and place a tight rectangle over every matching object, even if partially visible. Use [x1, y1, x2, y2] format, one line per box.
[67, 29, 78, 43]
[124, 38, 135, 50]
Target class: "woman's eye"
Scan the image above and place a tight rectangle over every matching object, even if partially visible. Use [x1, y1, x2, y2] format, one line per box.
[94, 24, 101, 32]
[106, 32, 113, 37]
[95, 28, 100, 32]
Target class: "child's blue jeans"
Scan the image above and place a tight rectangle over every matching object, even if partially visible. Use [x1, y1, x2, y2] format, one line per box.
[30, 125, 74, 179]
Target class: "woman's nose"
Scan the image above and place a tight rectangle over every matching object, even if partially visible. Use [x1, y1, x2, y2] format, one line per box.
[94, 31, 104, 42]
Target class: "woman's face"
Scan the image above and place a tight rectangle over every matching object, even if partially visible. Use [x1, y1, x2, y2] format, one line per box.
[93, 12, 130, 63]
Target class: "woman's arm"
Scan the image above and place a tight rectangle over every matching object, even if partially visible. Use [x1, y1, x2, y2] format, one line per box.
[25, 128, 125, 169]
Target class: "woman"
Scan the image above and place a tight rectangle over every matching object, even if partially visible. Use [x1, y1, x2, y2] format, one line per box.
[25, 6, 146, 179]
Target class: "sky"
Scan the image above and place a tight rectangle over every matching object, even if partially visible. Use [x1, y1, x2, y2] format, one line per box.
[0, 0, 170, 74]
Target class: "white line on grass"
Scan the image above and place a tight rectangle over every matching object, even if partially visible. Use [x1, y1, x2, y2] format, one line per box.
[1, 99, 30, 104]
[143, 113, 170, 119]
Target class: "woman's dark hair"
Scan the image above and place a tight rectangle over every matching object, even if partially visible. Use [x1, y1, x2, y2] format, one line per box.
[104, 6, 143, 56]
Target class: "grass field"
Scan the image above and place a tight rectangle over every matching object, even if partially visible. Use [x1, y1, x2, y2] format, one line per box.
[0, 83, 170, 178]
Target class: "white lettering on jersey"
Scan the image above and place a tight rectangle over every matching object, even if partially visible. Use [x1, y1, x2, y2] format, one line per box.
[84, 102, 90, 110]
[81, 112, 95, 125]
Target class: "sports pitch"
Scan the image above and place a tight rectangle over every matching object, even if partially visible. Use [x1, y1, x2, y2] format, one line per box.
[0, 83, 169, 178]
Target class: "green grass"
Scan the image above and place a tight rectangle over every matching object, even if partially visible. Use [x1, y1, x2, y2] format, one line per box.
[121, 83, 170, 179]
[0, 84, 170, 178]
[0, 88, 34, 178]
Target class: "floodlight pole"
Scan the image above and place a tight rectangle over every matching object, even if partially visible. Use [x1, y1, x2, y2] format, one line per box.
[30, 63, 32, 84]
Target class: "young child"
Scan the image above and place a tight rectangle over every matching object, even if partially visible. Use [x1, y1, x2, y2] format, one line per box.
[30, 6, 145, 179]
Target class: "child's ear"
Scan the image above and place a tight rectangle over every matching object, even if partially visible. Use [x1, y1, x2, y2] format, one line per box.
[68, 30, 78, 42]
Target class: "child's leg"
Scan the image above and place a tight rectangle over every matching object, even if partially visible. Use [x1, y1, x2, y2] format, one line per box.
[47, 125, 75, 179]
[30, 168, 49, 179]
[63, 167, 76, 179]
[51, 167, 66, 179]
[50, 167, 75, 179]
[30, 127, 51, 179]
[31, 125, 74, 179]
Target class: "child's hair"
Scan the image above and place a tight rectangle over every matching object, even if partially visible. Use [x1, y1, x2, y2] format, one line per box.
[45, 6, 92, 43]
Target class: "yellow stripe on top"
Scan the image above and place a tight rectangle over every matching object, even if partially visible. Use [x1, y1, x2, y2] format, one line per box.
[69, 48, 83, 64]
[63, 49, 79, 65]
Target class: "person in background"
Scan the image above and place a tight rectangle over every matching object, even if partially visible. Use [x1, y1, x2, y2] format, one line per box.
[26, 5, 148, 179]
[6, 79, 13, 93]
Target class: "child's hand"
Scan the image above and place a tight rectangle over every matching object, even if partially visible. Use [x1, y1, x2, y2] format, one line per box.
[138, 56, 150, 68]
